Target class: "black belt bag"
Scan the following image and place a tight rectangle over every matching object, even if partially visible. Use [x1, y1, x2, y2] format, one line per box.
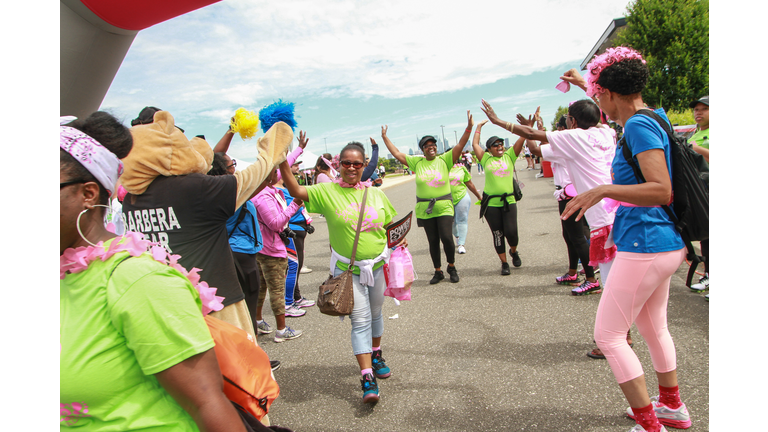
[416, 193, 452, 215]
[478, 191, 513, 219]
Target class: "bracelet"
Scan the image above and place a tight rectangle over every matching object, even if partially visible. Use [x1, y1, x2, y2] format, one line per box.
[506, 122, 512, 131]
[475, 130, 481, 134]
[465, 128, 471, 133]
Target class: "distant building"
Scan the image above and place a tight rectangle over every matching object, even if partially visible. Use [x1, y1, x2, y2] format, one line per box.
[408, 148, 414, 156]
[504, 138, 510, 148]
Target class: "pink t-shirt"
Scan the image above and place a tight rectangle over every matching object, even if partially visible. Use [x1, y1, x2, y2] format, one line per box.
[316, 173, 332, 184]
[542, 127, 616, 229]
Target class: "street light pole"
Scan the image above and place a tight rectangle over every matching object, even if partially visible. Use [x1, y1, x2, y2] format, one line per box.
[440, 125, 446, 152]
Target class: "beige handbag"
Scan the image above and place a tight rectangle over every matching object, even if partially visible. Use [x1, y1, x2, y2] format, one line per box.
[317, 187, 368, 316]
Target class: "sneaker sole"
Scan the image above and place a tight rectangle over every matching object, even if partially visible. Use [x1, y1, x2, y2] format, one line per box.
[628, 412, 691, 429]
[285, 313, 306, 317]
[556, 280, 581, 286]
[257, 328, 274, 335]
[572, 288, 602, 296]
[689, 286, 708, 292]
[363, 392, 380, 404]
[374, 371, 391, 379]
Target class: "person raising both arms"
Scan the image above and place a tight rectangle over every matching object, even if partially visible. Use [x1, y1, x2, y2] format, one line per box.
[378, 112, 472, 284]
[472, 118, 526, 275]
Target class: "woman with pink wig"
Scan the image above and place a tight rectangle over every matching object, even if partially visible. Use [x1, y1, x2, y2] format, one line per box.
[558, 47, 691, 432]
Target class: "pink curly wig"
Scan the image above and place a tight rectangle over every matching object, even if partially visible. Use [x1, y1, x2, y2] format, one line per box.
[585, 47, 646, 98]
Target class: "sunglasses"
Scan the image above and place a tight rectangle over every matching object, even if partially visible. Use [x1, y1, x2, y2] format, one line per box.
[60, 179, 87, 189]
[340, 160, 364, 169]
[422, 142, 437, 149]
[228, 159, 237, 169]
[489, 142, 504, 148]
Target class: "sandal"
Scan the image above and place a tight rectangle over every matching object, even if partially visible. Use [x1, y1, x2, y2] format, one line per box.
[587, 348, 606, 359]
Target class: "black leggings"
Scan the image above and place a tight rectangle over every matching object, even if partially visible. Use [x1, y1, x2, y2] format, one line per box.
[419, 215, 455, 269]
[233, 252, 261, 326]
[559, 199, 595, 278]
[484, 204, 519, 255]
[700, 238, 709, 274]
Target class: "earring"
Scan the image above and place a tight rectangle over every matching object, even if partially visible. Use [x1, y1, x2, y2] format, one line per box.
[76, 204, 115, 247]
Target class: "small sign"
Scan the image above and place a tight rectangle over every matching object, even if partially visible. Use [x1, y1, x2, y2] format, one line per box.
[386, 211, 412, 248]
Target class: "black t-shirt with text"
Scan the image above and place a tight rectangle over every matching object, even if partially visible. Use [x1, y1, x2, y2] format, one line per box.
[122, 174, 243, 306]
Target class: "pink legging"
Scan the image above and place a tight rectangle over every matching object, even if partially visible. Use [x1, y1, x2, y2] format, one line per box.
[594, 248, 685, 384]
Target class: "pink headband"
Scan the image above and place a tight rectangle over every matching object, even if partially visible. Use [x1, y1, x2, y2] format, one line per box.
[585, 46, 646, 98]
[60, 117, 123, 198]
[322, 157, 339, 178]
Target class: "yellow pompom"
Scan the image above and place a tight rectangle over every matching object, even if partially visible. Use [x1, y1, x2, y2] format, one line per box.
[231, 108, 260, 140]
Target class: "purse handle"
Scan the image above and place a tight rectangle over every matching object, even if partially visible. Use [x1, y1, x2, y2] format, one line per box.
[348, 187, 369, 269]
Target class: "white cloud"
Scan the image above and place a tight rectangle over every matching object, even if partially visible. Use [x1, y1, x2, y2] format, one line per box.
[103, 0, 627, 111]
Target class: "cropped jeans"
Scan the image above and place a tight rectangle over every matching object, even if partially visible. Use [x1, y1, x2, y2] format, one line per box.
[334, 266, 386, 356]
[452, 194, 471, 246]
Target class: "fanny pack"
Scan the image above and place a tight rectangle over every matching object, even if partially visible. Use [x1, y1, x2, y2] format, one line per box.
[478, 191, 514, 219]
[416, 193, 452, 214]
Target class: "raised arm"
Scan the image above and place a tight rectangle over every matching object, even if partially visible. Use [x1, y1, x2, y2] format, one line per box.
[560, 68, 599, 105]
[232, 122, 292, 210]
[275, 130, 307, 182]
[213, 125, 235, 154]
[361, 140, 379, 181]
[471, 120, 488, 161]
[279, 160, 309, 202]
[452, 111, 474, 164]
[481, 99, 549, 143]
[379, 126, 407, 165]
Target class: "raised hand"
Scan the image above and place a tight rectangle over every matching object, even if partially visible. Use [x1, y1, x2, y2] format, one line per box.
[297, 130, 309, 149]
[467, 110, 474, 128]
[516, 113, 534, 127]
[560, 68, 587, 91]
[381, 125, 388, 138]
[476, 119, 488, 129]
[370, 137, 378, 146]
[480, 99, 501, 125]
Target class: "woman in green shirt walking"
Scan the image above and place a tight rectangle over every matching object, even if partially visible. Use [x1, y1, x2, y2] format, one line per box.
[378, 111, 473, 284]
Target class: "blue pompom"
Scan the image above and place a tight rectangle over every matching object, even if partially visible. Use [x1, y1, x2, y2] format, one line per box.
[259, 100, 298, 133]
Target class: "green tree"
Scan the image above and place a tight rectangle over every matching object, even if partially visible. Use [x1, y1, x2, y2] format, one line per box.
[613, 0, 709, 111]
[551, 106, 569, 131]
[666, 108, 695, 126]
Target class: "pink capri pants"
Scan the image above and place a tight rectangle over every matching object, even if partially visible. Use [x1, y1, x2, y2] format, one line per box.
[594, 248, 685, 384]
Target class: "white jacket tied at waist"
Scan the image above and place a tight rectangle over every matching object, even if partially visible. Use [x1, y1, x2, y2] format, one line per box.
[330, 246, 391, 286]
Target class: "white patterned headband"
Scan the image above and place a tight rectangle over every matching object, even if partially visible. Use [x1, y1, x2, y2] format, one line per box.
[60, 116, 123, 198]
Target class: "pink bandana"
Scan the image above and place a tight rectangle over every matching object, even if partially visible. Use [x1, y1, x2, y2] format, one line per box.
[60, 117, 123, 198]
[333, 177, 372, 190]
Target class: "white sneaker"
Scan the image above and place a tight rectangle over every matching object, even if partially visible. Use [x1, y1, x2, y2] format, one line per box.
[300, 266, 312, 274]
[690, 273, 708, 291]
[256, 320, 273, 335]
[535, 173, 544, 178]
[284, 304, 306, 317]
[627, 396, 691, 429]
[457, 245, 467, 254]
[274, 326, 303, 343]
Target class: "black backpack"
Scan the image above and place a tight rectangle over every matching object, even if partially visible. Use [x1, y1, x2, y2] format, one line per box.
[620, 109, 709, 287]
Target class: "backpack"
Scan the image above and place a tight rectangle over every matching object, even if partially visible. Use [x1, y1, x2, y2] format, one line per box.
[620, 109, 709, 287]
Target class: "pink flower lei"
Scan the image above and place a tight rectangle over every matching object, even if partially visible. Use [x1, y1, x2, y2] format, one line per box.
[585, 46, 646, 98]
[60, 231, 225, 316]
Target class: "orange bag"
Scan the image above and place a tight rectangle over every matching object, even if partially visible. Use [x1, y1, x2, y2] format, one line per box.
[205, 315, 280, 420]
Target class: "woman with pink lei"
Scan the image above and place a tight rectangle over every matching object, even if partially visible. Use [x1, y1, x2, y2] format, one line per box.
[279, 138, 401, 404]
[60, 112, 250, 431]
[560, 47, 691, 432]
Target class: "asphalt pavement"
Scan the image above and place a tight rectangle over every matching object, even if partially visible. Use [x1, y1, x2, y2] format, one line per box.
[261, 161, 709, 432]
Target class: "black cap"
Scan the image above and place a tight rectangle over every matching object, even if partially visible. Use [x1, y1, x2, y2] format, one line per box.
[131, 106, 162, 126]
[688, 95, 709, 108]
[485, 136, 503, 149]
[419, 135, 437, 150]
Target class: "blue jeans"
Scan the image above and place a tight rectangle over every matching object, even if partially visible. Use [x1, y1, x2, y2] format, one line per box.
[333, 266, 386, 355]
[452, 194, 470, 246]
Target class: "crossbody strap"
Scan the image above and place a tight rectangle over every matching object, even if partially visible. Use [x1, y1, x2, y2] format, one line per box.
[348, 187, 369, 269]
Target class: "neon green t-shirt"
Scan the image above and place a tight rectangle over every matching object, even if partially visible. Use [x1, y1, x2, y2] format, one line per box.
[480, 147, 518, 207]
[449, 165, 471, 206]
[305, 183, 397, 274]
[405, 152, 455, 219]
[61, 242, 214, 430]
[688, 129, 709, 149]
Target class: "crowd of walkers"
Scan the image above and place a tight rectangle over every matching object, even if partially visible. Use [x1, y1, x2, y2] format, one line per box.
[61, 45, 706, 432]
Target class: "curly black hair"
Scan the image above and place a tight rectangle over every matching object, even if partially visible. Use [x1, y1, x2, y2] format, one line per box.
[595, 58, 649, 95]
[207, 152, 231, 176]
[60, 111, 133, 205]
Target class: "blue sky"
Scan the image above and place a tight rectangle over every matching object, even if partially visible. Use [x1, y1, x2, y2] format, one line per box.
[100, 0, 630, 165]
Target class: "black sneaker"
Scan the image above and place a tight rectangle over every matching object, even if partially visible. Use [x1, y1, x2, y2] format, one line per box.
[501, 262, 511, 275]
[447, 266, 459, 283]
[510, 250, 522, 267]
[429, 270, 445, 285]
[270, 360, 281, 372]
[361, 372, 379, 403]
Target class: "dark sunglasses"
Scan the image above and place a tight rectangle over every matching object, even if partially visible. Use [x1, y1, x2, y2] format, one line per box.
[489, 141, 504, 148]
[228, 159, 237, 169]
[340, 160, 364, 169]
[60, 179, 87, 189]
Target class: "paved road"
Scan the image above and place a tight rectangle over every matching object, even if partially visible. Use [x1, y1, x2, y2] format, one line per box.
[261, 160, 709, 432]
